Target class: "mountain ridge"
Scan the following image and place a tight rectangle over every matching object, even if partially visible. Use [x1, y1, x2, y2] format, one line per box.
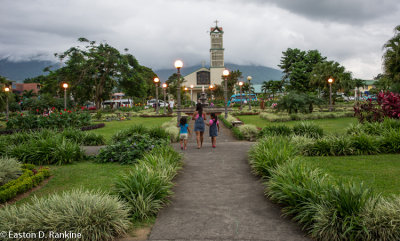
[0, 59, 282, 84]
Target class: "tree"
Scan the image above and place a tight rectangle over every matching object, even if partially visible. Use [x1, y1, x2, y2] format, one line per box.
[309, 60, 352, 101]
[221, 70, 242, 98]
[22, 90, 37, 99]
[383, 25, 400, 85]
[278, 48, 326, 92]
[56, 38, 152, 108]
[165, 73, 186, 102]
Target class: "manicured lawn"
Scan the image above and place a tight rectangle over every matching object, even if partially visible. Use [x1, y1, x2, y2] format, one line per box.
[90, 117, 172, 141]
[237, 115, 357, 134]
[303, 154, 400, 196]
[17, 161, 132, 205]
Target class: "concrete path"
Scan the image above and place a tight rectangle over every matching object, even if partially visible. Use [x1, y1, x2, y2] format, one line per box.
[149, 119, 309, 241]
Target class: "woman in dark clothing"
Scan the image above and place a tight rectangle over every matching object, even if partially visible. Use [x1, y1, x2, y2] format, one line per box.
[192, 103, 207, 149]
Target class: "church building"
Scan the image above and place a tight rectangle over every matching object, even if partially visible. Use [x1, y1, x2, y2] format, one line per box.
[183, 22, 226, 102]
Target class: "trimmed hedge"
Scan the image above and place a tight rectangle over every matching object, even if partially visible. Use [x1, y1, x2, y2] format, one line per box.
[260, 112, 353, 122]
[0, 166, 50, 203]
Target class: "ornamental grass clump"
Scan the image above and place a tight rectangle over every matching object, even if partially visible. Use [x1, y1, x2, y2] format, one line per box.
[61, 127, 105, 146]
[362, 196, 400, 240]
[111, 125, 171, 143]
[0, 157, 22, 186]
[311, 182, 375, 241]
[0, 189, 131, 241]
[292, 122, 324, 139]
[380, 129, 400, 153]
[267, 160, 330, 230]
[248, 136, 297, 178]
[258, 125, 293, 138]
[7, 135, 85, 165]
[237, 124, 259, 141]
[350, 134, 380, 155]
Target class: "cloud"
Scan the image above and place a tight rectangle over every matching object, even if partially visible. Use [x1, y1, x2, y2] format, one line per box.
[250, 0, 400, 24]
[0, 0, 399, 79]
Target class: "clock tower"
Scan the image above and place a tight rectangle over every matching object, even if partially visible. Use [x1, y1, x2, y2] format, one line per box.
[210, 20, 224, 68]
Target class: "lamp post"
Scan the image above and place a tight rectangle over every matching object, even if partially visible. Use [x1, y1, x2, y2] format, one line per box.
[162, 83, 167, 114]
[190, 85, 194, 106]
[4, 87, 10, 121]
[174, 60, 183, 123]
[247, 76, 252, 110]
[153, 77, 160, 114]
[223, 69, 230, 118]
[238, 81, 244, 111]
[184, 87, 188, 106]
[328, 77, 334, 112]
[62, 83, 68, 110]
[209, 84, 214, 104]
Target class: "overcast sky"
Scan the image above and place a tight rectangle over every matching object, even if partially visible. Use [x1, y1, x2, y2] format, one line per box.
[0, 0, 399, 79]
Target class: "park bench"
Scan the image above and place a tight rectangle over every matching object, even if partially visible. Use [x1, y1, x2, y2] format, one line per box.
[231, 120, 243, 127]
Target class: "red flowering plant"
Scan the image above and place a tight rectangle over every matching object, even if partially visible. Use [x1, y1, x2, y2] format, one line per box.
[354, 91, 400, 123]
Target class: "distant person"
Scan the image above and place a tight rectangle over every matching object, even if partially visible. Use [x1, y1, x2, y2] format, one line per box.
[192, 103, 206, 149]
[178, 116, 191, 150]
[206, 113, 220, 148]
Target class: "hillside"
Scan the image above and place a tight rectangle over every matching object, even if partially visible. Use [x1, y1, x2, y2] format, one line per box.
[0, 59, 282, 84]
[155, 63, 282, 84]
[0, 59, 57, 82]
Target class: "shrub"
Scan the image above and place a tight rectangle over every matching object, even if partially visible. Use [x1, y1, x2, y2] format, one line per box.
[113, 165, 173, 220]
[8, 135, 85, 165]
[0, 157, 22, 186]
[97, 134, 166, 164]
[350, 134, 380, 155]
[111, 125, 171, 143]
[248, 136, 297, 178]
[380, 129, 400, 153]
[161, 118, 179, 142]
[0, 167, 50, 203]
[292, 122, 324, 138]
[237, 124, 259, 141]
[258, 125, 292, 137]
[311, 182, 375, 241]
[0, 189, 130, 240]
[232, 127, 244, 140]
[6, 110, 91, 130]
[267, 160, 330, 230]
[302, 138, 332, 156]
[362, 196, 400, 240]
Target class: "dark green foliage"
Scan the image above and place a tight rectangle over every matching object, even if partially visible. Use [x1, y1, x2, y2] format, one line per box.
[258, 125, 293, 137]
[380, 129, 400, 153]
[267, 160, 330, 230]
[61, 128, 105, 146]
[8, 135, 85, 165]
[248, 136, 297, 177]
[113, 146, 182, 220]
[97, 134, 166, 164]
[277, 92, 324, 114]
[0, 167, 50, 203]
[292, 122, 324, 138]
[111, 125, 170, 143]
[232, 127, 244, 140]
[350, 134, 380, 155]
[0, 189, 131, 240]
[0, 157, 22, 186]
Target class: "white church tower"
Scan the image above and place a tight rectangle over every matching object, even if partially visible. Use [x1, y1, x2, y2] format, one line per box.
[182, 21, 227, 102]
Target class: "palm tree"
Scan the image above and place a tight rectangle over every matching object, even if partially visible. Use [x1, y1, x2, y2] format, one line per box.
[261, 81, 272, 97]
[383, 25, 400, 84]
[22, 89, 37, 99]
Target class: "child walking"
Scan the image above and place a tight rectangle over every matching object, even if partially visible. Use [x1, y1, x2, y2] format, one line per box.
[178, 116, 191, 150]
[207, 113, 220, 148]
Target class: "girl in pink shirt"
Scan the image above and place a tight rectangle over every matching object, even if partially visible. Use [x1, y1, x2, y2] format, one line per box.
[206, 113, 220, 148]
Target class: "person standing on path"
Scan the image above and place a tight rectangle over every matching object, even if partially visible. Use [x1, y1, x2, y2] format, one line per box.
[192, 103, 206, 149]
[178, 116, 191, 150]
[206, 113, 219, 148]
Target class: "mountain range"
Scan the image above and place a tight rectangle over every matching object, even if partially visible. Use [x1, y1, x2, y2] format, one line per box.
[0, 59, 282, 85]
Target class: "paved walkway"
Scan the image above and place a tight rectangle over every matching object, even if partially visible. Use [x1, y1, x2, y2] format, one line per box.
[149, 119, 309, 241]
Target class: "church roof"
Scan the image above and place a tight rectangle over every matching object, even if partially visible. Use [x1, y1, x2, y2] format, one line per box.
[183, 67, 210, 77]
[210, 26, 223, 33]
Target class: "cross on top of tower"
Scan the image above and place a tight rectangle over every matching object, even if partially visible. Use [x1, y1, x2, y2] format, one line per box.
[214, 20, 218, 26]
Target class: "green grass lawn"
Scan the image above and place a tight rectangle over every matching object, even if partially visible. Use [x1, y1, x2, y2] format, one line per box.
[303, 154, 400, 196]
[90, 117, 172, 142]
[17, 161, 132, 205]
[237, 115, 357, 135]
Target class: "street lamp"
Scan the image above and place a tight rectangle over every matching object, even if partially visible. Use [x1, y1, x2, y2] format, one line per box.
[247, 76, 252, 110]
[209, 84, 214, 104]
[184, 87, 188, 106]
[62, 83, 68, 110]
[153, 77, 160, 114]
[328, 77, 334, 112]
[238, 81, 244, 111]
[162, 83, 167, 114]
[4, 86, 10, 121]
[223, 69, 230, 118]
[190, 84, 194, 106]
[174, 60, 183, 123]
